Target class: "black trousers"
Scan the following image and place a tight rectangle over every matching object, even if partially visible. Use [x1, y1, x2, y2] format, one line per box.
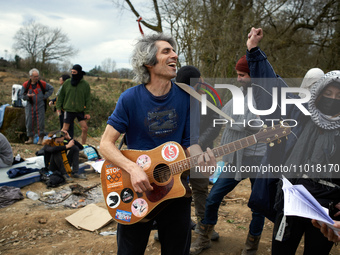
[272, 216, 334, 255]
[49, 145, 80, 175]
[117, 197, 192, 255]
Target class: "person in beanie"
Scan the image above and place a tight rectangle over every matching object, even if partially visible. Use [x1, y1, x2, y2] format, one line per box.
[190, 56, 266, 255]
[20, 68, 54, 145]
[56, 64, 91, 144]
[176, 66, 222, 239]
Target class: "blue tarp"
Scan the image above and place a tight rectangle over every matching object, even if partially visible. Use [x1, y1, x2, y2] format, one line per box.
[0, 104, 10, 128]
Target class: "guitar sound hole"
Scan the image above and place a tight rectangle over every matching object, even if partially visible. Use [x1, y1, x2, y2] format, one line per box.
[153, 164, 171, 184]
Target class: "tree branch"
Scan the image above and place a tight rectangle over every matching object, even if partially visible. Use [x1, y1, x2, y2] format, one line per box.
[124, 0, 162, 32]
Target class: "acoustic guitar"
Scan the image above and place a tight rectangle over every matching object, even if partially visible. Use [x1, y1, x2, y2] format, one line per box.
[101, 124, 291, 225]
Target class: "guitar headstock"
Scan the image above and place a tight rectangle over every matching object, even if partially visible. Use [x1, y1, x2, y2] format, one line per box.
[255, 123, 291, 146]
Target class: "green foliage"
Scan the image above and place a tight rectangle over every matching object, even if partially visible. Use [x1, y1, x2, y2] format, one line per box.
[87, 93, 116, 137]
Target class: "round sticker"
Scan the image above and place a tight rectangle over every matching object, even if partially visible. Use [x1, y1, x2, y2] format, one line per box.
[120, 188, 134, 203]
[131, 198, 149, 217]
[161, 143, 179, 162]
[106, 191, 120, 208]
[136, 154, 151, 170]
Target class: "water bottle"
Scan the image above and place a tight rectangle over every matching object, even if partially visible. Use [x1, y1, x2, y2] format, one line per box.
[33, 134, 39, 144]
[42, 190, 56, 197]
[15, 154, 21, 161]
[26, 191, 39, 200]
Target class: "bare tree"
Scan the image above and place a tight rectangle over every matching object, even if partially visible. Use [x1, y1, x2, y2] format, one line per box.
[113, 0, 339, 78]
[101, 58, 117, 75]
[13, 20, 78, 70]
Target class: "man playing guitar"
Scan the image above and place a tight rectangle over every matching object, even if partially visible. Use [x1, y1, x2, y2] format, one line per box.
[100, 33, 216, 255]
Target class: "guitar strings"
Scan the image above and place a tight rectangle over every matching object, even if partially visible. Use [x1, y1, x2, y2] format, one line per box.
[123, 126, 289, 180]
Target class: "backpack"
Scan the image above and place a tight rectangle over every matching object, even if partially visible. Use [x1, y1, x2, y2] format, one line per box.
[46, 171, 65, 187]
[81, 144, 101, 161]
[23, 80, 48, 111]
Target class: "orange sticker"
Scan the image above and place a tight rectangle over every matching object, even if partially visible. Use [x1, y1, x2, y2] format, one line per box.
[105, 166, 123, 190]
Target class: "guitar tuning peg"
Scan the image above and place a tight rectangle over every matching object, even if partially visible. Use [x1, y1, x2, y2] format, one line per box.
[277, 139, 281, 144]
[269, 142, 275, 147]
[286, 136, 288, 140]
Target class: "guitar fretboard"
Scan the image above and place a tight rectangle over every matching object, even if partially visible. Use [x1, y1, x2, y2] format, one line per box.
[169, 134, 257, 175]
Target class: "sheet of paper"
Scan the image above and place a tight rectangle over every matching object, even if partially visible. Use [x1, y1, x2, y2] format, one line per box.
[85, 159, 105, 173]
[282, 176, 340, 237]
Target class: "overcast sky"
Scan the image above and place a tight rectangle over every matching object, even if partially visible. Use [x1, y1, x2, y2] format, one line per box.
[0, 0, 155, 71]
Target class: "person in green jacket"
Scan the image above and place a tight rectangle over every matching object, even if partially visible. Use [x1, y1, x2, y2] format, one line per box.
[56, 64, 91, 144]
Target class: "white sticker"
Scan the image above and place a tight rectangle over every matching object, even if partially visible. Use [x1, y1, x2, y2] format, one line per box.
[106, 191, 121, 208]
[161, 143, 179, 162]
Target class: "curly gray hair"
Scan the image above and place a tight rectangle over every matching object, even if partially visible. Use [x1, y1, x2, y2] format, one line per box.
[131, 33, 177, 84]
[29, 68, 39, 76]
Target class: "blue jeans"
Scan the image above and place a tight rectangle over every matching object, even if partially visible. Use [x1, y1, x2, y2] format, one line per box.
[202, 156, 265, 236]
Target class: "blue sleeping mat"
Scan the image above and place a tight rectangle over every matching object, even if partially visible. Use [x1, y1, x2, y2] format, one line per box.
[0, 156, 43, 188]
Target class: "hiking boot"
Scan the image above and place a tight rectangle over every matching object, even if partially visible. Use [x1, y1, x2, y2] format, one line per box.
[190, 222, 214, 255]
[72, 173, 87, 180]
[241, 232, 261, 255]
[37, 135, 44, 145]
[63, 174, 74, 183]
[195, 224, 219, 241]
[25, 137, 33, 144]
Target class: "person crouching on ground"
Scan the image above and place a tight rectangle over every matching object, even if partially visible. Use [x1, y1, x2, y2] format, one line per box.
[43, 130, 86, 182]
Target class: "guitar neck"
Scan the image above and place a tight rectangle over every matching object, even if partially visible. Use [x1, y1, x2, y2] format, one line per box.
[170, 134, 257, 175]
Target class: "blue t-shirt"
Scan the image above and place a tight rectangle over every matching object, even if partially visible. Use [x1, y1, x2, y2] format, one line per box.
[107, 82, 199, 150]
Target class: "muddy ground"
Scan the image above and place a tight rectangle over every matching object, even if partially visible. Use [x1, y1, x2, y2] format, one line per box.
[1, 140, 340, 255]
[0, 69, 339, 254]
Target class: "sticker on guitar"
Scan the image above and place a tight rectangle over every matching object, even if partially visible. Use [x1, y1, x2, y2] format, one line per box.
[105, 165, 123, 190]
[161, 142, 179, 162]
[136, 154, 151, 170]
[131, 198, 149, 217]
[106, 192, 121, 208]
[115, 209, 132, 222]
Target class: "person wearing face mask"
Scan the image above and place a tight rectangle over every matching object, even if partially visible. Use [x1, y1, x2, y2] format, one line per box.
[56, 64, 91, 145]
[246, 26, 340, 255]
